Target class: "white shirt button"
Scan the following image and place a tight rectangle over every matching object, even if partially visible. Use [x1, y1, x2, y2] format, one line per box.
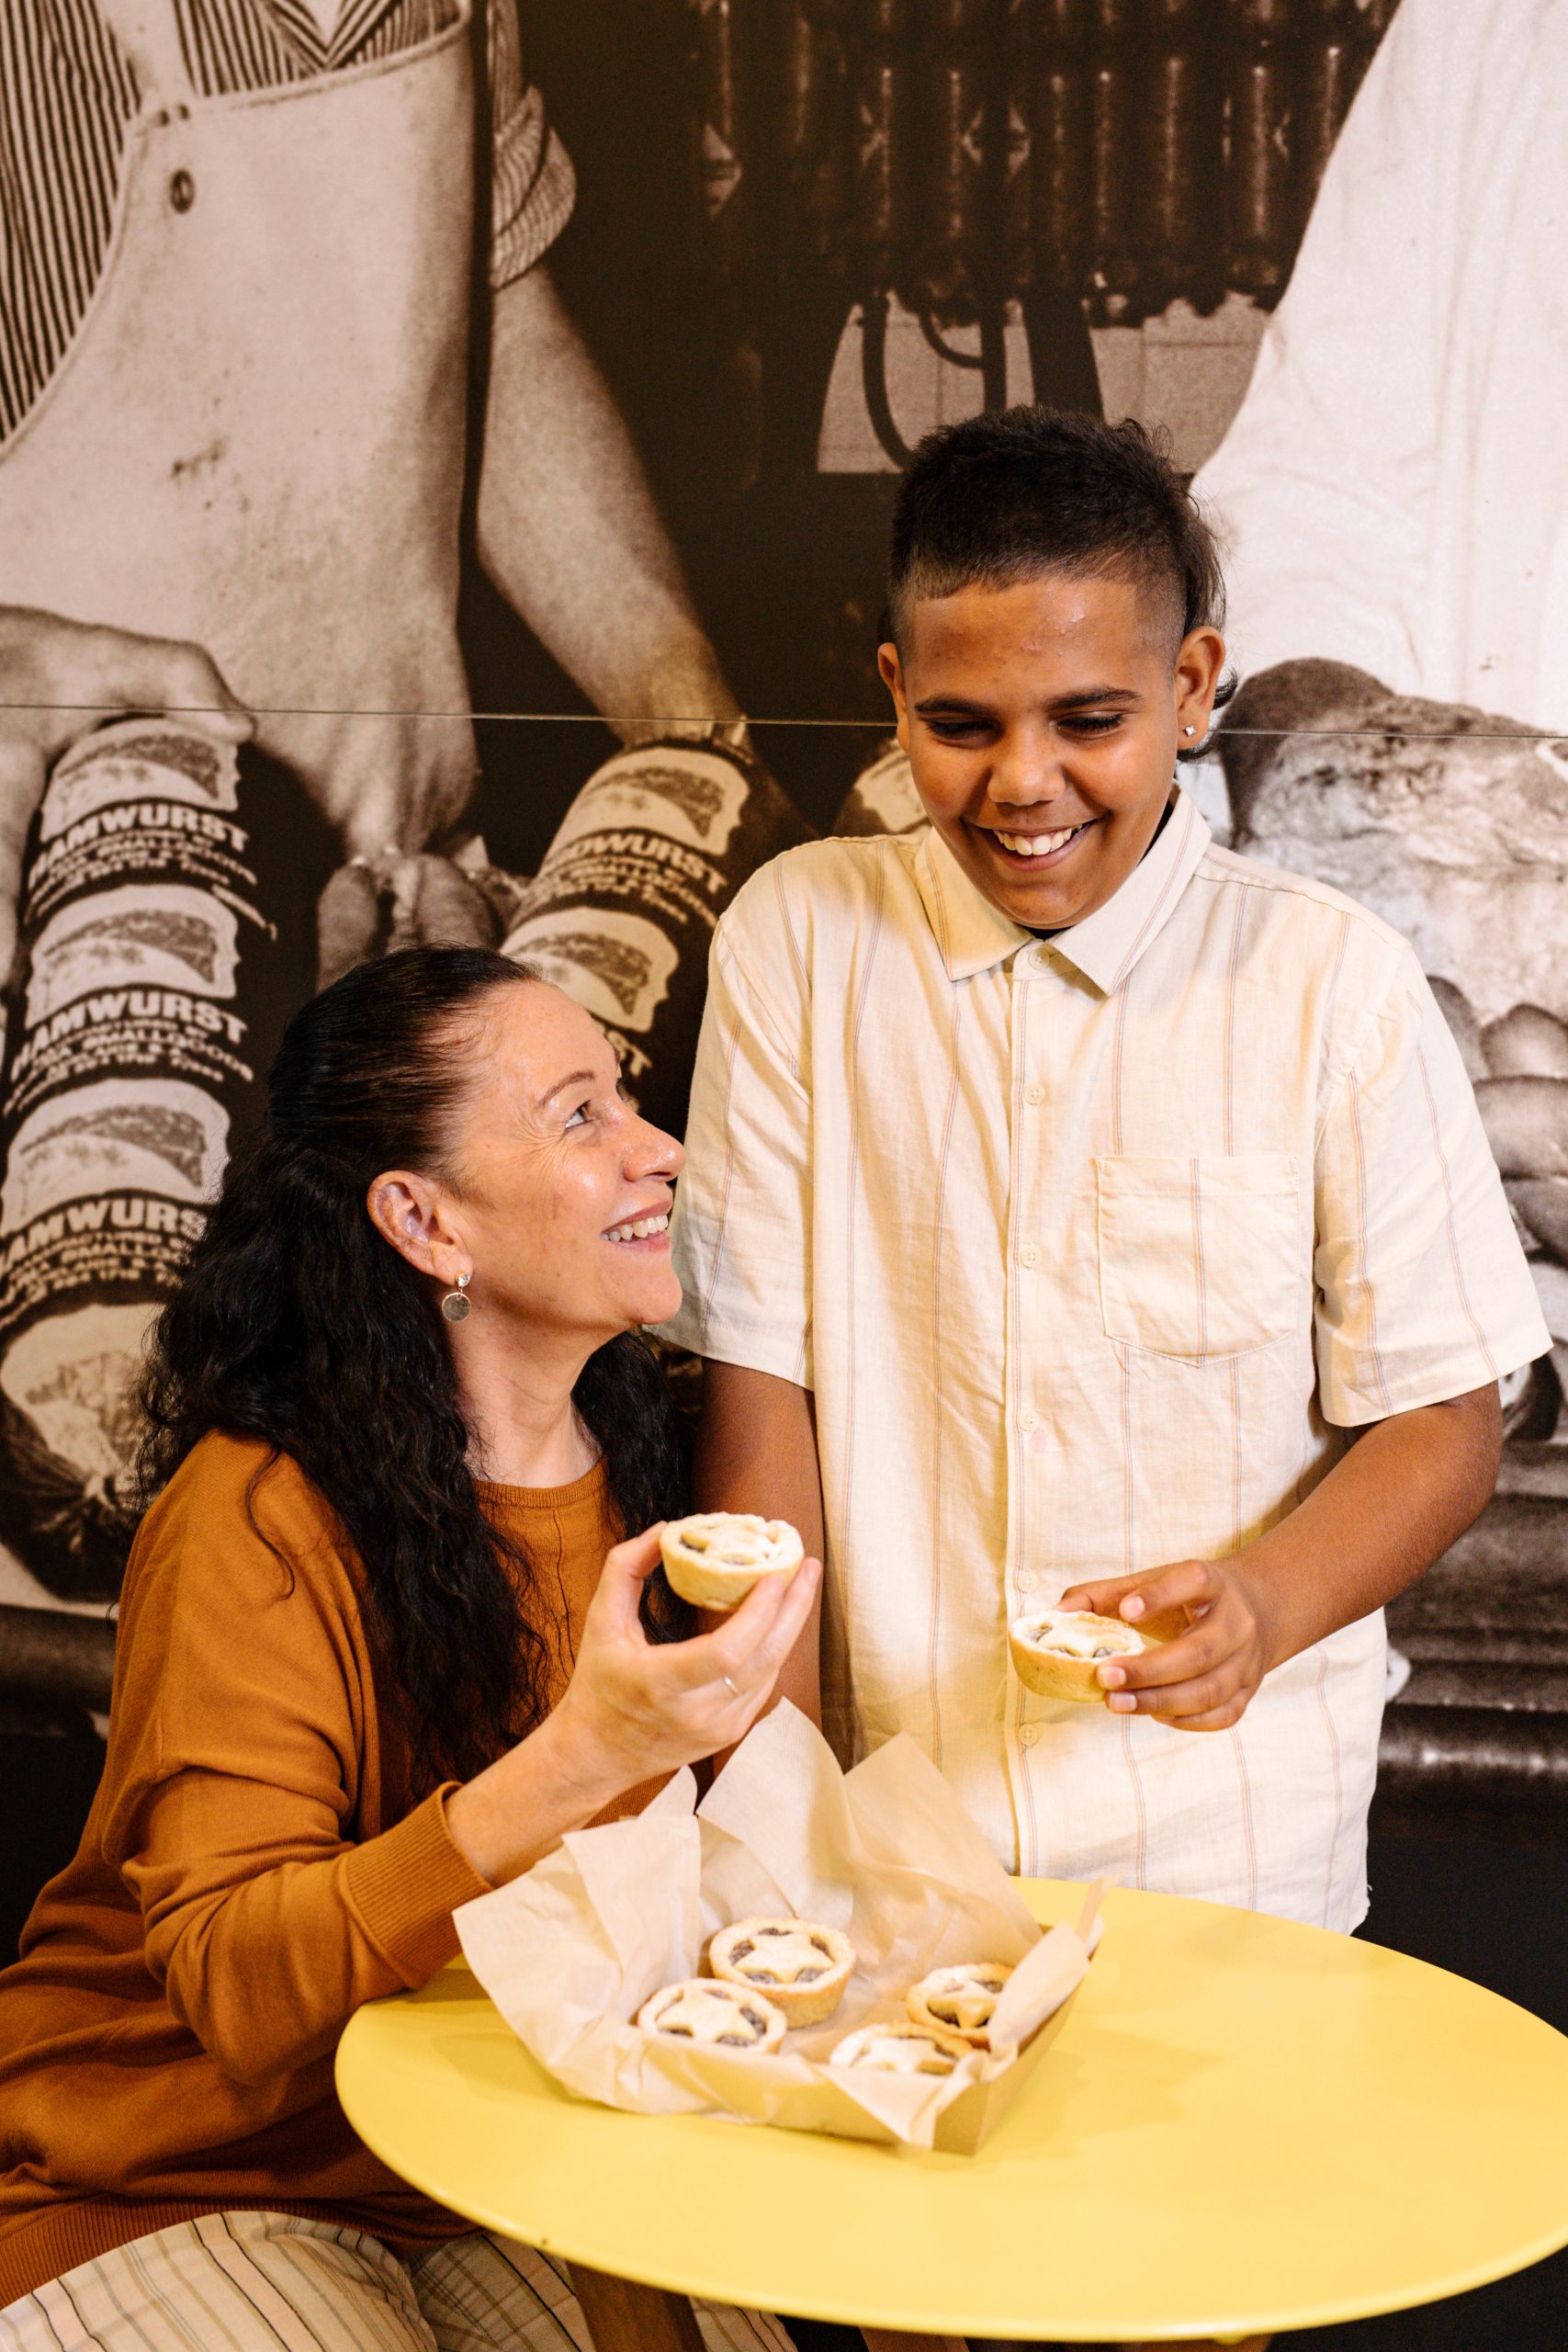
[1024, 1082, 1045, 1105]
[1019, 1723, 1040, 1748]
[1019, 1242, 1040, 1269]
[1017, 1568, 1036, 1591]
[1017, 1407, 1038, 1431]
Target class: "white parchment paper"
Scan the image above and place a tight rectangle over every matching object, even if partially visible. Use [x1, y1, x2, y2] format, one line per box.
[455, 1702, 1100, 2148]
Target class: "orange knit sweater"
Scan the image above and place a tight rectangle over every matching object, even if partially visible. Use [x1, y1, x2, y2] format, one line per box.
[0, 1430, 637, 2304]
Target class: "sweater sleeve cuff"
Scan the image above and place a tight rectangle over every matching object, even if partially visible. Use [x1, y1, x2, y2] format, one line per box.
[343, 1785, 493, 1987]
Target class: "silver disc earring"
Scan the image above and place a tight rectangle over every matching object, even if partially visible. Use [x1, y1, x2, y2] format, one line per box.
[441, 1271, 472, 1323]
[1183, 724, 1197, 737]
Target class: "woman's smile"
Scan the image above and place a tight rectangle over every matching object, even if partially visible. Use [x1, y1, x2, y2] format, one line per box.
[603, 1204, 672, 1250]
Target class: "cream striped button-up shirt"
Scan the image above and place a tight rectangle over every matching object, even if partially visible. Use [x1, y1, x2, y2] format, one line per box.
[664, 790, 1548, 1929]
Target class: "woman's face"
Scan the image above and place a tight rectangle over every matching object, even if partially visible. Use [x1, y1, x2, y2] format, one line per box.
[423, 981, 684, 1344]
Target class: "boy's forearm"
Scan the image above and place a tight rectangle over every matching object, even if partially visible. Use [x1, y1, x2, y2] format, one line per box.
[1240, 1382, 1502, 1669]
[694, 1361, 826, 1726]
[694, 1362, 827, 1554]
[1065, 1382, 1504, 1731]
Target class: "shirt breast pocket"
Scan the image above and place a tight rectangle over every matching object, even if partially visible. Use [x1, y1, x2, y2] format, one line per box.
[1095, 1152, 1305, 1362]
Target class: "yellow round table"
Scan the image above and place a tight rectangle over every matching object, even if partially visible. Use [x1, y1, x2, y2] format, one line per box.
[335, 1880, 1568, 2346]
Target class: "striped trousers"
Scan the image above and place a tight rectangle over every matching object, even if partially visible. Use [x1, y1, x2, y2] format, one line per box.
[0, 2211, 796, 2352]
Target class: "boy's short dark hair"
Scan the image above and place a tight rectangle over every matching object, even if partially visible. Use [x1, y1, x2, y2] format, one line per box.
[887, 407, 1232, 752]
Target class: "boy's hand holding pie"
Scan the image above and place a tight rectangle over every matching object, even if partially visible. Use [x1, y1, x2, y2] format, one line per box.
[1055, 1560, 1280, 1732]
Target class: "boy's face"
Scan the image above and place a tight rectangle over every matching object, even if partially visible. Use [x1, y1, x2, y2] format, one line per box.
[878, 570, 1225, 932]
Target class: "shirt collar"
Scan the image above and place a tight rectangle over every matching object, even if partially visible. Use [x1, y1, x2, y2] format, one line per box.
[914, 784, 1212, 993]
[264, 0, 398, 71]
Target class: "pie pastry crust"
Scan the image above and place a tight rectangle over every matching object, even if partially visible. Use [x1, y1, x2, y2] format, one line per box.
[1008, 1607, 1148, 1702]
[708, 1916, 854, 2026]
[635, 1977, 786, 2052]
[659, 1512, 805, 1611]
[662, 1514, 808, 1609]
[829, 2019, 972, 2075]
[906, 1960, 1014, 2049]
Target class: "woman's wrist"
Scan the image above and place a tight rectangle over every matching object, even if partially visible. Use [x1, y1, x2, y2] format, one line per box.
[446, 1705, 632, 1887]
[535, 1693, 645, 1814]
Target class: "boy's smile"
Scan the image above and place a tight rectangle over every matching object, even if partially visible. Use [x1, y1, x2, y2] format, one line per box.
[879, 571, 1225, 932]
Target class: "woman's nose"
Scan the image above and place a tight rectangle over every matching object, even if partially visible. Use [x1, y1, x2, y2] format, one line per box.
[626, 1119, 684, 1182]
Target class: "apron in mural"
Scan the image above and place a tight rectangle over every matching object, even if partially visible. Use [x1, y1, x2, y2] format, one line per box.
[0, 0, 480, 1598]
[0, 0, 479, 849]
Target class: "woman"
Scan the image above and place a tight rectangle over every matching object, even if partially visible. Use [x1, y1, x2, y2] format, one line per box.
[0, 947, 821, 2352]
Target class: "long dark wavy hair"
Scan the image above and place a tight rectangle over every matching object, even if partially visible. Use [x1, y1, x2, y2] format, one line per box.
[136, 946, 689, 1789]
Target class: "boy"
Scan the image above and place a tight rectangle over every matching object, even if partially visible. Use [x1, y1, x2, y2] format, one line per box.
[663, 408, 1547, 1932]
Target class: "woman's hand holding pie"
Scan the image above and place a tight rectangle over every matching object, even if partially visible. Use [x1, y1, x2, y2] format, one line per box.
[1056, 1558, 1280, 1732]
[449, 1527, 822, 1886]
[553, 1524, 823, 1792]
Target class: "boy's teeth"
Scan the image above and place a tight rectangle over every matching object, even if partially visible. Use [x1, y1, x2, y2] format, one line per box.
[997, 824, 1080, 857]
[606, 1214, 670, 1243]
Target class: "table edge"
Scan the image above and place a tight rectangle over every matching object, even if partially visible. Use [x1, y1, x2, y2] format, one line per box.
[335, 1989, 1568, 2340]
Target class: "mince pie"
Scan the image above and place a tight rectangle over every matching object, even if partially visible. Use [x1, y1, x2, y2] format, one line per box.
[1009, 1607, 1148, 1702]
[829, 2019, 972, 2075]
[659, 1511, 804, 1611]
[906, 1961, 1014, 2049]
[635, 1977, 785, 2052]
[708, 1916, 854, 2027]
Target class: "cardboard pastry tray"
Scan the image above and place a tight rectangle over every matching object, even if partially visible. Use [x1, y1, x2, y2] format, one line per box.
[928, 1977, 1083, 2155]
[455, 1713, 1100, 2155]
[699, 1954, 1092, 2155]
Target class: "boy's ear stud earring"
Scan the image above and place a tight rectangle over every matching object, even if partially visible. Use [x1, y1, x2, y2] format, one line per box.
[1183, 725, 1197, 737]
[441, 1270, 472, 1323]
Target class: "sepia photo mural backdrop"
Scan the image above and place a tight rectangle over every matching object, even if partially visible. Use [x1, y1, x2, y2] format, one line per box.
[3, 0, 1565, 1952]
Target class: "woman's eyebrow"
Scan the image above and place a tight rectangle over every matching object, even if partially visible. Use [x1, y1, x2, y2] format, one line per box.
[536, 1067, 599, 1110]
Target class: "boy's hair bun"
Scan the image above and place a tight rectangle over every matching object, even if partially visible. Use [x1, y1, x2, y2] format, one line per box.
[886, 405, 1235, 755]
